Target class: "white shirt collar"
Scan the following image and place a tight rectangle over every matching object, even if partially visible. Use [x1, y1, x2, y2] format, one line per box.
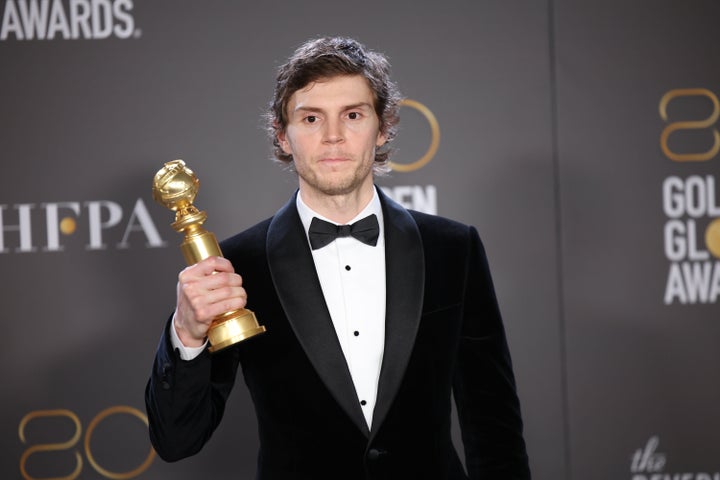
[296, 187, 384, 242]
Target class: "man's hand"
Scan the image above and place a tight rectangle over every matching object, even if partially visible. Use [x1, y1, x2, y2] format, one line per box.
[173, 257, 248, 348]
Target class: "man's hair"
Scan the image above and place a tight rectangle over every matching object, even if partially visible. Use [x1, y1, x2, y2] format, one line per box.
[267, 37, 403, 173]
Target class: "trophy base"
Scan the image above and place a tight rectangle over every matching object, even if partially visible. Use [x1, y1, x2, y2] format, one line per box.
[207, 308, 266, 353]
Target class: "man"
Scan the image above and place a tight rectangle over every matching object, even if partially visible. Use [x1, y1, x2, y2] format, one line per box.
[146, 36, 531, 479]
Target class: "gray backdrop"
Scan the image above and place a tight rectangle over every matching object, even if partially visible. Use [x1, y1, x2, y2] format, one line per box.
[1, 0, 717, 479]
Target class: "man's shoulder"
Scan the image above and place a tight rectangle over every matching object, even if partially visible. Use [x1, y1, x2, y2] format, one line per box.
[407, 209, 474, 240]
[219, 217, 273, 256]
[379, 188, 472, 239]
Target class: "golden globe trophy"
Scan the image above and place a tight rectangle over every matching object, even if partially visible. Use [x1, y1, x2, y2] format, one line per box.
[152, 159, 266, 352]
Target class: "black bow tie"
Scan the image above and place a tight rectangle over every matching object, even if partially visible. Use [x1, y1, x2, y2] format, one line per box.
[308, 214, 380, 250]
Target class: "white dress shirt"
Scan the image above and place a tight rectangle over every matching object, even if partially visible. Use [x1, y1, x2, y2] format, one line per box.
[296, 188, 386, 429]
[172, 188, 387, 429]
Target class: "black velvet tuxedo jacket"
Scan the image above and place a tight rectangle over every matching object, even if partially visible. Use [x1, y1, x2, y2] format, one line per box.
[146, 189, 530, 480]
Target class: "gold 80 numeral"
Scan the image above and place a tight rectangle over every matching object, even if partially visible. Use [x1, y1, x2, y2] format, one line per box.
[660, 88, 720, 162]
[19, 406, 155, 480]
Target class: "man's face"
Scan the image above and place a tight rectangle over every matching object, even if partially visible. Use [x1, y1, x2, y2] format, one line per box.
[278, 75, 387, 198]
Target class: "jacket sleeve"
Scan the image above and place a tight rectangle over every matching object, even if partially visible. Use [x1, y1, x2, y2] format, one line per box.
[453, 226, 531, 479]
[144, 316, 241, 462]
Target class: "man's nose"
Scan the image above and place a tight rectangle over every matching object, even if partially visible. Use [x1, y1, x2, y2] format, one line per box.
[322, 118, 344, 144]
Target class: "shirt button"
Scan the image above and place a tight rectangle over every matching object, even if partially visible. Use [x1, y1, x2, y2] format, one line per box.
[360, 400, 367, 406]
[354, 331, 359, 336]
[345, 265, 351, 271]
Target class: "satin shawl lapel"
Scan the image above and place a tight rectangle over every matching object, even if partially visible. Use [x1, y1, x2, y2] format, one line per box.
[266, 195, 370, 437]
[370, 190, 425, 436]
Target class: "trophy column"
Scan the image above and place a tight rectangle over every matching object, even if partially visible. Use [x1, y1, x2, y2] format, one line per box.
[152, 159, 266, 352]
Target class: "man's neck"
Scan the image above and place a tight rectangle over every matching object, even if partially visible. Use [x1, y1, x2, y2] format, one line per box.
[299, 183, 375, 224]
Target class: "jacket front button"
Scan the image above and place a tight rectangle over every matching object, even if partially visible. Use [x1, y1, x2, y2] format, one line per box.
[367, 448, 386, 461]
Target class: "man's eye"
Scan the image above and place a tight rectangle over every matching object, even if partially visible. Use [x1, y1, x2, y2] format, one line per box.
[348, 112, 361, 120]
[305, 115, 317, 123]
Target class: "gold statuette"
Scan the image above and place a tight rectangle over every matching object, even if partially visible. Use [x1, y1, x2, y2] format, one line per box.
[152, 159, 266, 352]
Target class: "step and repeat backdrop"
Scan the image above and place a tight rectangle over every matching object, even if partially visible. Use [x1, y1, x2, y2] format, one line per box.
[1, 1, 717, 479]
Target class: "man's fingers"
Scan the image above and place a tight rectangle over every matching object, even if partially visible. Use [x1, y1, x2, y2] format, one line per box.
[180, 256, 235, 280]
[201, 286, 248, 311]
[180, 272, 244, 301]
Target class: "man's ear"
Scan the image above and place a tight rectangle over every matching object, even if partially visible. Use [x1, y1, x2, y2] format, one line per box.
[275, 122, 292, 155]
[376, 129, 387, 148]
